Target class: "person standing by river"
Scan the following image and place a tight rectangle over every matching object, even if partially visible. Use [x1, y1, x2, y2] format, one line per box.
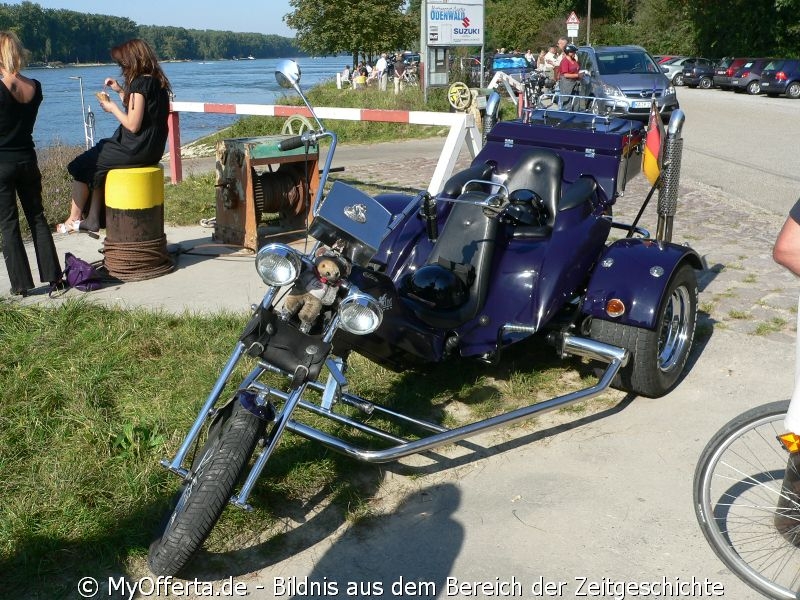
[0, 31, 62, 296]
[57, 38, 171, 234]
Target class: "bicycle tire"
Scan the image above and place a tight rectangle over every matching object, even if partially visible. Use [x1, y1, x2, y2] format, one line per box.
[694, 400, 800, 599]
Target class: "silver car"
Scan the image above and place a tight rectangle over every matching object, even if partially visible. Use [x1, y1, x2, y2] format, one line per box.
[661, 56, 715, 86]
[576, 45, 679, 121]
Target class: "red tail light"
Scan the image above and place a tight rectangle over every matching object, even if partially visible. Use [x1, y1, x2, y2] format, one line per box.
[726, 67, 734, 76]
[777, 71, 788, 81]
[740, 71, 750, 77]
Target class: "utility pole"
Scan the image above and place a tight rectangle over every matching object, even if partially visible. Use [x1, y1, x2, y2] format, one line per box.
[587, 0, 592, 45]
[420, 0, 427, 103]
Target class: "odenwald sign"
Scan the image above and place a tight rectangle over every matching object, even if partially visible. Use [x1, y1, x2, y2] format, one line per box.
[427, 0, 485, 46]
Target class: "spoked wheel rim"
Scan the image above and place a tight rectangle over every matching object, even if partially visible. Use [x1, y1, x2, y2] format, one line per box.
[657, 284, 692, 372]
[697, 409, 800, 599]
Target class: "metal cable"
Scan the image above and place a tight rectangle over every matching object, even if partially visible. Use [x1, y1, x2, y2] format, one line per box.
[103, 235, 174, 281]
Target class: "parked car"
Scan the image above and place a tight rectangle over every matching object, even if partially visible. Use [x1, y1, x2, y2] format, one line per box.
[760, 58, 800, 98]
[729, 58, 774, 94]
[576, 45, 679, 121]
[661, 57, 715, 85]
[713, 57, 751, 90]
[682, 60, 717, 88]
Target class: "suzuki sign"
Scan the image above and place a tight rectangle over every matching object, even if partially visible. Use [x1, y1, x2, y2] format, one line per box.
[427, 0, 484, 46]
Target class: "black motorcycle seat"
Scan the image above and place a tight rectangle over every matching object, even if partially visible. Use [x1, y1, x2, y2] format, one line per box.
[512, 175, 598, 239]
[504, 149, 564, 227]
[439, 162, 495, 198]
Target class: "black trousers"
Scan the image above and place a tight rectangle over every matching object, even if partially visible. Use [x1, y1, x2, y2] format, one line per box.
[0, 158, 62, 292]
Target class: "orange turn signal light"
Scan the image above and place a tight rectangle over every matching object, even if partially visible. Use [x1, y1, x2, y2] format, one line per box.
[605, 298, 625, 318]
[779, 432, 800, 453]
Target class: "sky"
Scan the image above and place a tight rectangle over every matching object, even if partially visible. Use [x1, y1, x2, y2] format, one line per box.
[8, 0, 296, 37]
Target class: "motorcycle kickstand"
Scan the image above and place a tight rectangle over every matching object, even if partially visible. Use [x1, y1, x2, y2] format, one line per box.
[230, 381, 310, 510]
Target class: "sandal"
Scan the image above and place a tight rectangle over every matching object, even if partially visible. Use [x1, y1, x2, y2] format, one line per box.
[55, 220, 80, 234]
[55, 220, 100, 239]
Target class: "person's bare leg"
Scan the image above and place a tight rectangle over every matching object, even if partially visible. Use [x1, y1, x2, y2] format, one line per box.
[57, 181, 89, 231]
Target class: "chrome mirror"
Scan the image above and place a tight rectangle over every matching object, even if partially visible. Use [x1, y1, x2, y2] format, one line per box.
[275, 59, 301, 89]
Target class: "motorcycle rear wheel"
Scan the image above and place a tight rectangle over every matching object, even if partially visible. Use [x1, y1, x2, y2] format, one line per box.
[148, 400, 266, 576]
[694, 400, 799, 599]
[590, 263, 697, 398]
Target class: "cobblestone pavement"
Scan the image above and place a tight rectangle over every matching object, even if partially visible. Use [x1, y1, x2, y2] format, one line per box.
[327, 150, 800, 345]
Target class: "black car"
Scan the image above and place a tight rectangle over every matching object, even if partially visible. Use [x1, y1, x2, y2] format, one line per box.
[760, 58, 800, 98]
[682, 60, 716, 88]
[729, 58, 774, 94]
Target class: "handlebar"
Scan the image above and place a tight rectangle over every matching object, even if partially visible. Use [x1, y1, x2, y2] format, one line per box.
[277, 135, 306, 151]
[278, 130, 324, 152]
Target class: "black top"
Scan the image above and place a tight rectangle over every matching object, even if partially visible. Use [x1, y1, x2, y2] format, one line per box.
[0, 77, 41, 160]
[107, 74, 170, 164]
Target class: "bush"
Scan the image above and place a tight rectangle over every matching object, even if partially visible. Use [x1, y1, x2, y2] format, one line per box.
[39, 142, 82, 233]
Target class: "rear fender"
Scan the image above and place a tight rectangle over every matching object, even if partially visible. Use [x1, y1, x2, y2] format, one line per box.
[582, 238, 702, 329]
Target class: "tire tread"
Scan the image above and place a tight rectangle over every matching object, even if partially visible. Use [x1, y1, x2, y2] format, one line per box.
[148, 402, 265, 576]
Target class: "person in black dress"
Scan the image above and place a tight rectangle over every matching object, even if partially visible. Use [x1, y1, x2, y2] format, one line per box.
[0, 31, 62, 296]
[56, 38, 172, 233]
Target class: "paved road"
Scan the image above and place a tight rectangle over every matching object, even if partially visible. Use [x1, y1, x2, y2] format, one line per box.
[676, 87, 800, 214]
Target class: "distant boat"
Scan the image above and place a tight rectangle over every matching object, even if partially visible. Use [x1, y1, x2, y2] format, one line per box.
[247, 55, 255, 60]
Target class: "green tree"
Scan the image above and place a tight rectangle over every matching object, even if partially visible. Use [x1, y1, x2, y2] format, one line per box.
[633, 0, 695, 55]
[285, 0, 414, 66]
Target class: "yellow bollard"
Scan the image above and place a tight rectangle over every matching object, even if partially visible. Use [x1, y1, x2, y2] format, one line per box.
[104, 165, 173, 281]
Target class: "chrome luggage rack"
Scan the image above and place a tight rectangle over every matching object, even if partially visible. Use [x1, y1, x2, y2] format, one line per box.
[525, 94, 631, 129]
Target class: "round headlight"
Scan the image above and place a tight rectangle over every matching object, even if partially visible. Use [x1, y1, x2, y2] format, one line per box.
[338, 293, 383, 335]
[255, 244, 301, 287]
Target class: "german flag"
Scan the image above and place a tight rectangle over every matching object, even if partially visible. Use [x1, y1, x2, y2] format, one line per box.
[642, 98, 664, 187]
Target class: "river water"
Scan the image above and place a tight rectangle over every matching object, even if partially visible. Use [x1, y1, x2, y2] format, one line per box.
[24, 56, 345, 149]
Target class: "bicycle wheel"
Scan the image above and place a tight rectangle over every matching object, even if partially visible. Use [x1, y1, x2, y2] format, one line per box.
[694, 400, 800, 599]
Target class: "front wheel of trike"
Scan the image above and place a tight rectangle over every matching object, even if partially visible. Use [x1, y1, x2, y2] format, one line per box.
[590, 264, 697, 398]
[148, 400, 266, 576]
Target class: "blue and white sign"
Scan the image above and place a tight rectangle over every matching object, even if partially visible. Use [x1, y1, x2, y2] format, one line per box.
[427, 0, 484, 46]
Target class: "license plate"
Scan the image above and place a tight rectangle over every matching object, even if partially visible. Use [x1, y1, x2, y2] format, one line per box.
[631, 100, 650, 108]
[762, 82, 769, 87]
[731, 79, 738, 84]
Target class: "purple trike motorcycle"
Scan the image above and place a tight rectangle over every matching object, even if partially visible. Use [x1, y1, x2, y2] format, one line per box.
[148, 60, 700, 575]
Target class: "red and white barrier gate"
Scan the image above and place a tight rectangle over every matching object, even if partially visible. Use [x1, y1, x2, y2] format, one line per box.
[167, 102, 482, 194]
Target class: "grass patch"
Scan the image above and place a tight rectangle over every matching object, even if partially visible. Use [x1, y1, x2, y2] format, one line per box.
[753, 317, 788, 336]
[727, 309, 750, 319]
[163, 172, 217, 226]
[204, 82, 517, 149]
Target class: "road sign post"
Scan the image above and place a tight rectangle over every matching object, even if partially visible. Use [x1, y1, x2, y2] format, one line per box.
[566, 11, 580, 42]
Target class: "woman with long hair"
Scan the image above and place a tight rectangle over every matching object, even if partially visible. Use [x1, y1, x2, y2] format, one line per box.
[0, 31, 62, 295]
[57, 38, 172, 233]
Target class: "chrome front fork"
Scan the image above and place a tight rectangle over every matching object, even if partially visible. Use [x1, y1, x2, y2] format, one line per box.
[161, 341, 247, 478]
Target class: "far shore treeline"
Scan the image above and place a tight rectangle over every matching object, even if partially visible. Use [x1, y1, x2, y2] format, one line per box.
[0, 1, 297, 64]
